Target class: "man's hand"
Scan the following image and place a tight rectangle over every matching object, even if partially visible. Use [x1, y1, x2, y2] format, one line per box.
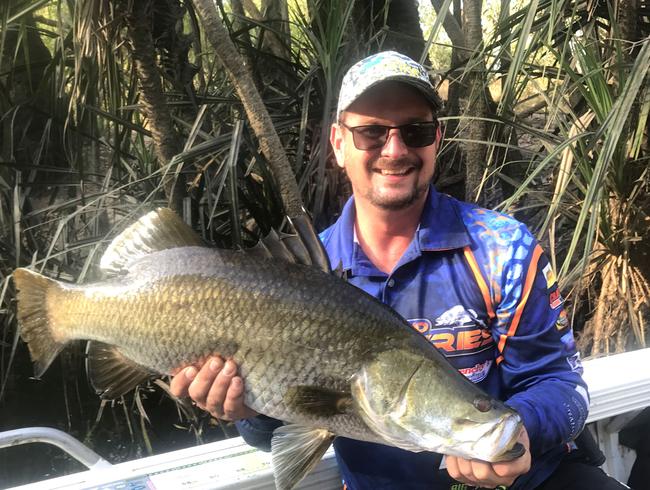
[446, 428, 531, 489]
[170, 356, 259, 421]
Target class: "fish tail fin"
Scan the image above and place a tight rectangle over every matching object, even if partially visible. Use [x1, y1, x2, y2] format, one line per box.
[13, 268, 65, 378]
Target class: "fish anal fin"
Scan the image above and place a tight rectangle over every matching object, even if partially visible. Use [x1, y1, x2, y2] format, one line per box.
[284, 386, 353, 417]
[86, 341, 156, 399]
[100, 208, 204, 274]
[13, 268, 66, 378]
[271, 424, 334, 490]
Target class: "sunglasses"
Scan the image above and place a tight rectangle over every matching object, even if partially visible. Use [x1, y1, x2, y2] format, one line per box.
[339, 120, 439, 150]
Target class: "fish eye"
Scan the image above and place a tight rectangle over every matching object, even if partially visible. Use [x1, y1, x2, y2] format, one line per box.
[473, 396, 493, 413]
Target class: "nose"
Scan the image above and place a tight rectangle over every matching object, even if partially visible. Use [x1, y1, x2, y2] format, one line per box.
[381, 128, 409, 158]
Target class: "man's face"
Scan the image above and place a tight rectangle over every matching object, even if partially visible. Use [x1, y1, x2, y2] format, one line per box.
[331, 82, 440, 211]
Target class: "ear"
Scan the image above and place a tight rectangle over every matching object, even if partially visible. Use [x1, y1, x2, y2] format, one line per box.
[330, 123, 346, 169]
[433, 124, 443, 154]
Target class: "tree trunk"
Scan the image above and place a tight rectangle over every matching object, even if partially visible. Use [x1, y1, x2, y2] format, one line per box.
[193, 0, 329, 269]
[431, 0, 464, 115]
[191, 0, 303, 218]
[124, 0, 185, 212]
[261, 0, 291, 60]
[383, 0, 427, 60]
[335, 0, 426, 60]
[461, 0, 490, 204]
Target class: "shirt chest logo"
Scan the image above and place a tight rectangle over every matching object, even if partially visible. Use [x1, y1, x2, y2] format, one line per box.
[408, 305, 494, 357]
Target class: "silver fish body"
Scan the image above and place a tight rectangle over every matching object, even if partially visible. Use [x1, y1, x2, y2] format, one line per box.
[13, 209, 524, 489]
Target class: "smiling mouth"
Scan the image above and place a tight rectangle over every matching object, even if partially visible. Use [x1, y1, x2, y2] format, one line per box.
[376, 167, 414, 176]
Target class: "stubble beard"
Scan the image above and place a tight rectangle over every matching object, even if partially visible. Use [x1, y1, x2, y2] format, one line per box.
[364, 157, 430, 211]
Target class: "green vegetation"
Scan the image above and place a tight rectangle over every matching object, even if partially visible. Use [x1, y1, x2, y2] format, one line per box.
[0, 0, 648, 484]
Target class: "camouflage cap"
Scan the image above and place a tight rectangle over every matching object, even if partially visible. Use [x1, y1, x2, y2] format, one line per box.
[336, 51, 442, 121]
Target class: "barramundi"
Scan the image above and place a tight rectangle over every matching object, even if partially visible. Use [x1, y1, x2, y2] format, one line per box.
[13, 208, 524, 489]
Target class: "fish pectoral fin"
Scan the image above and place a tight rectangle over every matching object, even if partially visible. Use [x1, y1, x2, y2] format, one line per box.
[271, 424, 334, 490]
[285, 386, 353, 417]
[100, 208, 204, 274]
[86, 341, 156, 399]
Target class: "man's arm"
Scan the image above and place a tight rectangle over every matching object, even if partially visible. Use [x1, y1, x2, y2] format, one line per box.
[494, 240, 589, 457]
[448, 221, 588, 487]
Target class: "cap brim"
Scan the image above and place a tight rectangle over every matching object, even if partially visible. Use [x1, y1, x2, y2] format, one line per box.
[337, 75, 442, 118]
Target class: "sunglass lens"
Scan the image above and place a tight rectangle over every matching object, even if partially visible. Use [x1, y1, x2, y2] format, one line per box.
[401, 123, 437, 147]
[353, 126, 388, 150]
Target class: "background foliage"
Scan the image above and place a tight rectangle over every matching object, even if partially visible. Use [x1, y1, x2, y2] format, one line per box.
[1, 0, 648, 485]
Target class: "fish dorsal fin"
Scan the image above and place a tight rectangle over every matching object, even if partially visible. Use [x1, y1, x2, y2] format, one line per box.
[271, 424, 335, 490]
[100, 208, 204, 274]
[260, 229, 299, 263]
[287, 214, 331, 274]
[86, 341, 157, 399]
[247, 227, 324, 271]
[246, 215, 331, 274]
[284, 385, 353, 417]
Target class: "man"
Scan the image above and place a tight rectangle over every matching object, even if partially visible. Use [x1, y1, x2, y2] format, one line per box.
[171, 51, 627, 489]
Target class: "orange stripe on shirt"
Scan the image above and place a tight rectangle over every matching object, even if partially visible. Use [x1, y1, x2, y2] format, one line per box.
[497, 244, 544, 357]
[463, 246, 495, 320]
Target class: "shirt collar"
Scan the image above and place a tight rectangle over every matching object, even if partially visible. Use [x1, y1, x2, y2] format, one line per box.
[321, 186, 471, 273]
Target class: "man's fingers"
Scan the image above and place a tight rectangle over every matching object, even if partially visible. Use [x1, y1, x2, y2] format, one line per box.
[187, 357, 224, 407]
[455, 457, 476, 484]
[204, 359, 237, 418]
[174, 357, 256, 421]
[446, 457, 504, 488]
[446, 457, 471, 484]
[222, 376, 246, 420]
[170, 365, 197, 398]
[470, 460, 504, 488]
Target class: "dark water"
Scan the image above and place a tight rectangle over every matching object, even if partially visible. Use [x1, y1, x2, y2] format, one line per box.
[0, 343, 236, 488]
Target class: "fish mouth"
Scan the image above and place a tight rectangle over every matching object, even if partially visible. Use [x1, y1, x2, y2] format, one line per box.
[482, 413, 525, 462]
[497, 441, 526, 461]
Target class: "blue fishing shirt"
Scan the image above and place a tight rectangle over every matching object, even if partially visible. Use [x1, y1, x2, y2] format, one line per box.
[237, 187, 589, 489]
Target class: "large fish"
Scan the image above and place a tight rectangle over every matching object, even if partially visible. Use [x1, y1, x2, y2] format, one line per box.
[13, 209, 524, 489]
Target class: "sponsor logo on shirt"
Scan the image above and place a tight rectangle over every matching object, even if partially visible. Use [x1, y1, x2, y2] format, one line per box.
[555, 309, 569, 330]
[408, 306, 493, 357]
[549, 289, 563, 309]
[458, 359, 493, 383]
[567, 352, 583, 373]
[542, 263, 557, 288]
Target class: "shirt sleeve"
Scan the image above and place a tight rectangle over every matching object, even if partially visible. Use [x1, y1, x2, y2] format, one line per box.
[488, 225, 589, 457]
[235, 415, 283, 452]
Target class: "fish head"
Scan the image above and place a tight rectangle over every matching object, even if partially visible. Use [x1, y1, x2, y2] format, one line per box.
[351, 348, 524, 462]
